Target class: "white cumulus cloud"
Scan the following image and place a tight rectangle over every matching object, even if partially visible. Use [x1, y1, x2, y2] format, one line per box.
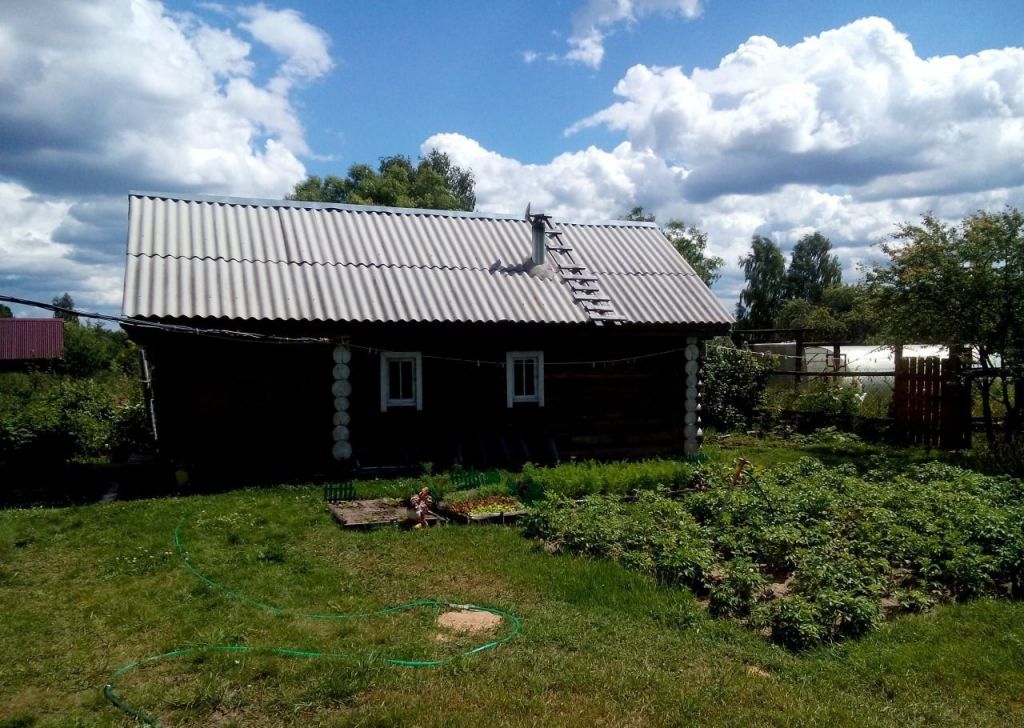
[569, 18, 1024, 202]
[0, 0, 331, 312]
[423, 132, 689, 222]
[431, 18, 1024, 303]
[565, 0, 702, 68]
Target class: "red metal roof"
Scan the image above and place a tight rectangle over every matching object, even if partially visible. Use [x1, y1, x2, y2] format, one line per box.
[0, 318, 65, 360]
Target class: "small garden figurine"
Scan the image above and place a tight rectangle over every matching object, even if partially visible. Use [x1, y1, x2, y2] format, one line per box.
[410, 487, 434, 529]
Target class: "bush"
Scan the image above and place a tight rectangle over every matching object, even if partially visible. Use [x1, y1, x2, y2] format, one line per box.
[791, 380, 863, 418]
[702, 340, 776, 430]
[0, 373, 148, 467]
[58, 322, 133, 377]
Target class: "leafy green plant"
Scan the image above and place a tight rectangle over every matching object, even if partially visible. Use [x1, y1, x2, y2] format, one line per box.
[702, 340, 777, 430]
[754, 596, 824, 650]
[708, 556, 767, 618]
[526, 454, 1024, 649]
[525, 490, 717, 589]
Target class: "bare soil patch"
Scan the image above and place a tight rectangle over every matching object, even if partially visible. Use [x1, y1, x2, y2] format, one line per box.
[436, 609, 502, 633]
[328, 499, 438, 528]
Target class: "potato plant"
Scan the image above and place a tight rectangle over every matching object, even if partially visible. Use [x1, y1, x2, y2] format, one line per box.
[524, 457, 1024, 649]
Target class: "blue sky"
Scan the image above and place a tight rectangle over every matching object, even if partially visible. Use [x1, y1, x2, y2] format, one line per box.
[1, 0, 1022, 316]
[279, 0, 1024, 169]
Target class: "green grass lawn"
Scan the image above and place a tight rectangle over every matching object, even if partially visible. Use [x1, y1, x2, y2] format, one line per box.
[2, 470, 1023, 726]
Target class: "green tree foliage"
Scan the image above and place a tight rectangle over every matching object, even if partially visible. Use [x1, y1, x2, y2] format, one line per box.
[664, 220, 724, 287]
[288, 149, 476, 211]
[52, 292, 77, 323]
[735, 235, 786, 328]
[784, 232, 842, 303]
[0, 304, 12, 317]
[868, 207, 1023, 443]
[776, 285, 880, 343]
[621, 207, 724, 287]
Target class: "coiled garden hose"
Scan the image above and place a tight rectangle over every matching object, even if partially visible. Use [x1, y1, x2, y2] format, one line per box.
[103, 518, 522, 726]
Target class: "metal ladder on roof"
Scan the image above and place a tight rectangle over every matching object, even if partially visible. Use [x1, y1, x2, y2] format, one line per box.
[535, 215, 626, 326]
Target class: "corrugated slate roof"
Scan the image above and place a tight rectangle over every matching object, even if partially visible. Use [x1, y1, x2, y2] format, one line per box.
[0, 318, 64, 360]
[123, 192, 733, 327]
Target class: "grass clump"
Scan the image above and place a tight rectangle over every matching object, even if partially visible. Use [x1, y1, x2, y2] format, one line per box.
[520, 458, 700, 499]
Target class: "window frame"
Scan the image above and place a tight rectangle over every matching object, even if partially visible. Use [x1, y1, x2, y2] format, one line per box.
[506, 350, 544, 407]
[380, 351, 423, 411]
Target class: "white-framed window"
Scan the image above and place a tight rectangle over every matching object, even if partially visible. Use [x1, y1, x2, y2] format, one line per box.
[506, 351, 544, 407]
[380, 352, 423, 411]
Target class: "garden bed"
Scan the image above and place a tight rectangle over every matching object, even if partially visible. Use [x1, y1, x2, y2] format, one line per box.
[523, 456, 1024, 649]
[440, 495, 526, 524]
[327, 498, 440, 529]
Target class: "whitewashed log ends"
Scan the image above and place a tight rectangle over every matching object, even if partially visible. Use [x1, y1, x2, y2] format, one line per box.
[332, 345, 352, 461]
[683, 336, 703, 455]
[333, 345, 352, 364]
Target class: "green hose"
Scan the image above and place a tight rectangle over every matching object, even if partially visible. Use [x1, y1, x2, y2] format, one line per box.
[104, 517, 522, 726]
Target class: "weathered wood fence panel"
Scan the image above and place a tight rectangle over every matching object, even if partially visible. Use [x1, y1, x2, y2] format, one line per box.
[894, 355, 970, 449]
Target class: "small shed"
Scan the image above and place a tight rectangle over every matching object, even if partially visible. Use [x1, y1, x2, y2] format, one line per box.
[0, 318, 64, 366]
[121, 192, 732, 473]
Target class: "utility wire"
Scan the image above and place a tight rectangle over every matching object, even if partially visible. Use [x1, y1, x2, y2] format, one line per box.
[0, 293, 713, 367]
[3, 293, 815, 367]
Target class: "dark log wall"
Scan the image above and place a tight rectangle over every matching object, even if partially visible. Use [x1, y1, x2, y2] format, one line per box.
[143, 338, 333, 472]
[136, 322, 715, 474]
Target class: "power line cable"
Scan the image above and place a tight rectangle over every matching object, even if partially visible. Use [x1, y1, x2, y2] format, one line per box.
[0, 293, 715, 367]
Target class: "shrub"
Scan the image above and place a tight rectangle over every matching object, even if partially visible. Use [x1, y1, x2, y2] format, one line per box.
[57, 322, 131, 377]
[791, 380, 863, 418]
[0, 373, 147, 466]
[702, 340, 776, 430]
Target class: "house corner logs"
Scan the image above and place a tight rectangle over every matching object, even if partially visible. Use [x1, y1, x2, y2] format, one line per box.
[332, 344, 353, 460]
[683, 336, 704, 456]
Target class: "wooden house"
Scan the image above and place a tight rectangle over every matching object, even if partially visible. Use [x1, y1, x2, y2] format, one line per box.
[121, 192, 732, 474]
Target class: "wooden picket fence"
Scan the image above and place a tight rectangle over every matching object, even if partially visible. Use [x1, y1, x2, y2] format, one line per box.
[893, 356, 971, 450]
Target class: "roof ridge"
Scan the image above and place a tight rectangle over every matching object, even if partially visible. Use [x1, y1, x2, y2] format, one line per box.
[127, 191, 661, 229]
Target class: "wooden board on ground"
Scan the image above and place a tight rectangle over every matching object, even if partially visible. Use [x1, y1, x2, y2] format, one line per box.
[327, 498, 439, 529]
